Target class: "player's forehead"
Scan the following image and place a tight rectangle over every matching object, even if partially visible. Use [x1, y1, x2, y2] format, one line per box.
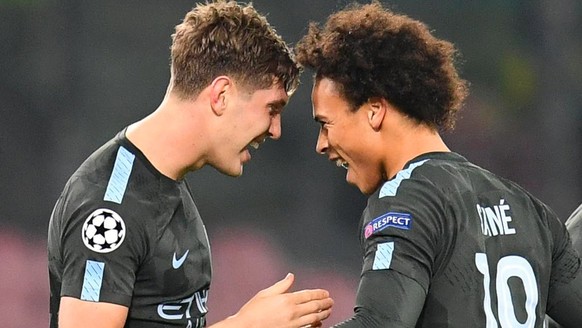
[312, 78, 349, 118]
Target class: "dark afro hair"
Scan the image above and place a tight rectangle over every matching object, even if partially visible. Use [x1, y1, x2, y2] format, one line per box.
[295, 2, 469, 131]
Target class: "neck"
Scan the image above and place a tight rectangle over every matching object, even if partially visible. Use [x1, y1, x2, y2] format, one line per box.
[383, 122, 450, 179]
[126, 93, 208, 180]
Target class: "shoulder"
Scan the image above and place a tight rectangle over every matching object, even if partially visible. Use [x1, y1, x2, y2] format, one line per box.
[56, 142, 169, 240]
[375, 153, 474, 200]
[367, 158, 446, 219]
[361, 158, 450, 243]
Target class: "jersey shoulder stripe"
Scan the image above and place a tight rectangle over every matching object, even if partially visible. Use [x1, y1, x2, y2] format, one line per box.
[104, 146, 135, 204]
[379, 159, 429, 198]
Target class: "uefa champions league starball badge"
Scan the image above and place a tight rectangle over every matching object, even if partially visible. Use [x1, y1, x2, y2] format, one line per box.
[82, 208, 126, 253]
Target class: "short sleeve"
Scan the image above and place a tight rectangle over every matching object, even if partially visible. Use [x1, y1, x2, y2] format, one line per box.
[545, 202, 581, 287]
[361, 176, 445, 292]
[59, 195, 147, 306]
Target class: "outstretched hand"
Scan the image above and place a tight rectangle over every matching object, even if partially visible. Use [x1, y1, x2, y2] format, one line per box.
[216, 273, 333, 328]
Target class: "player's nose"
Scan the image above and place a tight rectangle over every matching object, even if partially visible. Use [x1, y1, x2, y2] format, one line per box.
[268, 114, 282, 140]
[316, 130, 328, 154]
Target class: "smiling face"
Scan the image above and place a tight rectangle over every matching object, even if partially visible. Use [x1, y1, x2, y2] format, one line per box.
[312, 78, 386, 195]
[212, 81, 289, 177]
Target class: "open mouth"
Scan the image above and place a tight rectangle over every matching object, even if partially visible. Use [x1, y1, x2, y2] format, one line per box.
[335, 158, 349, 170]
[248, 141, 260, 150]
[247, 135, 267, 152]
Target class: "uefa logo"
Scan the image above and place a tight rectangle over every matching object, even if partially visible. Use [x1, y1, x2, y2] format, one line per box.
[81, 208, 126, 253]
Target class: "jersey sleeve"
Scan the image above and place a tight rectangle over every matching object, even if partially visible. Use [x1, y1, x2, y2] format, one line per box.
[360, 175, 445, 291]
[57, 182, 148, 307]
[335, 173, 445, 326]
[546, 202, 582, 326]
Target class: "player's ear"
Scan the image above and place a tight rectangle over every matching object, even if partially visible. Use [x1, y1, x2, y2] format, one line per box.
[209, 76, 231, 116]
[367, 97, 387, 131]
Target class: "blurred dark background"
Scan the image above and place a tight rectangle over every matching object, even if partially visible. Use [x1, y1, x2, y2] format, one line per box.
[1, 0, 580, 326]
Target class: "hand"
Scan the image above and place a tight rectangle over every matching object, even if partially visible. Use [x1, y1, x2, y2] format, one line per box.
[226, 273, 333, 328]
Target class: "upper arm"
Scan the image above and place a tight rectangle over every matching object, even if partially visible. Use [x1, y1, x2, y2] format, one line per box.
[546, 204, 582, 327]
[546, 268, 582, 328]
[59, 296, 129, 328]
[58, 203, 146, 305]
[333, 178, 441, 327]
[544, 203, 582, 327]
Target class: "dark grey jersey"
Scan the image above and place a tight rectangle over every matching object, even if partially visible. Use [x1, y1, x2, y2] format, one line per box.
[48, 130, 212, 327]
[566, 204, 582, 252]
[340, 152, 582, 327]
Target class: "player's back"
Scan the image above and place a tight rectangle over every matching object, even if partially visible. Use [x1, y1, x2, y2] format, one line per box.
[418, 153, 566, 327]
[363, 152, 577, 327]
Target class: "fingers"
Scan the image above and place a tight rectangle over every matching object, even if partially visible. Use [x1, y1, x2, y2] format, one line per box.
[294, 296, 334, 314]
[249, 276, 334, 328]
[292, 293, 334, 327]
[290, 288, 331, 304]
[301, 322, 322, 328]
[257, 273, 294, 297]
[295, 308, 333, 328]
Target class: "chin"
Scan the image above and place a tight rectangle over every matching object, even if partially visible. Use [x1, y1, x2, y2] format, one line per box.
[347, 180, 369, 195]
[358, 186, 375, 196]
[215, 164, 244, 177]
[352, 179, 382, 196]
[230, 167, 244, 177]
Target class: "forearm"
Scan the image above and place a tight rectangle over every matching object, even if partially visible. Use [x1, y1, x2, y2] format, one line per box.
[332, 308, 411, 328]
[332, 270, 425, 328]
[208, 314, 247, 328]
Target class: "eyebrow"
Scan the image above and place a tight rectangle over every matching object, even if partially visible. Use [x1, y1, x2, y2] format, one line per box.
[313, 114, 325, 123]
[268, 99, 288, 112]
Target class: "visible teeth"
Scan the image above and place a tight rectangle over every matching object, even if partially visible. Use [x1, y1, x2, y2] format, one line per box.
[335, 159, 348, 169]
[249, 142, 260, 150]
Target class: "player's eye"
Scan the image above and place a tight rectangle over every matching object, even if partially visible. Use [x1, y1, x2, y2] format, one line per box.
[268, 105, 282, 117]
[314, 116, 329, 129]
